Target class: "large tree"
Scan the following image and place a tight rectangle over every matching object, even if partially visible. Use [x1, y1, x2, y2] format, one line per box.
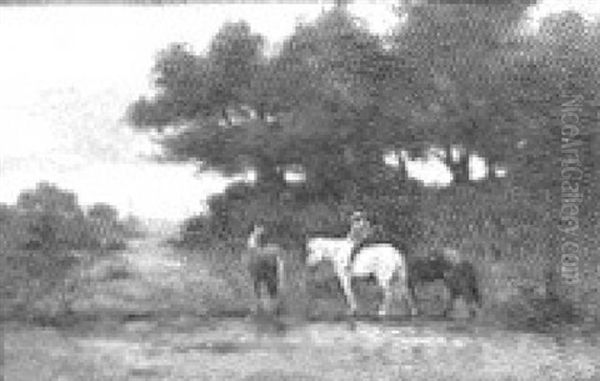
[508, 11, 599, 308]
[127, 10, 410, 201]
[384, 1, 539, 183]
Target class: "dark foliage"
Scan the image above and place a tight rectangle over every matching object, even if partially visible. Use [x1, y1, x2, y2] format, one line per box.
[128, 5, 599, 325]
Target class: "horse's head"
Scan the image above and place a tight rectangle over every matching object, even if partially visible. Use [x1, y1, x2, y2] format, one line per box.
[251, 224, 265, 236]
[441, 248, 462, 264]
[305, 238, 325, 266]
[247, 224, 266, 249]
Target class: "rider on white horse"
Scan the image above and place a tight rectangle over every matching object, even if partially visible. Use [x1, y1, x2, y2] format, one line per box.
[306, 211, 413, 316]
[348, 211, 373, 264]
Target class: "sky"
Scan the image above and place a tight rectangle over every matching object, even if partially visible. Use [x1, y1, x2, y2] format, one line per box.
[1, 1, 598, 221]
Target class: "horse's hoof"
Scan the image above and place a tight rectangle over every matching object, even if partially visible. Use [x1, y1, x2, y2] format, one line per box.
[347, 319, 357, 331]
[408, 307, 418, 317]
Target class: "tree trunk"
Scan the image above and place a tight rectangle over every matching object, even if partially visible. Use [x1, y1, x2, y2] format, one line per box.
[255, 160, 285, 193]
[445, 145, 470, 184]
[256, 104, 266, 122]
[398, 157, 408, 180]
[487, 159, 496, 180]
[221, 107, 231, 128]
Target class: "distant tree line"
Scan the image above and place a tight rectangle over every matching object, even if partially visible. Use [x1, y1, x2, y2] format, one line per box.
[1, 181, 144, 316]
[1, 181, 143, 252]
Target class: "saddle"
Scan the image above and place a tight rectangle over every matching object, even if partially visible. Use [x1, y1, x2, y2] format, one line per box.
[349, 241, 368, 263]
[347, 223, 378, 266]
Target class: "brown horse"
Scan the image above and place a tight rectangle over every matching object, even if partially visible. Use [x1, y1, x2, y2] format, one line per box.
[244, 225, 285, 314]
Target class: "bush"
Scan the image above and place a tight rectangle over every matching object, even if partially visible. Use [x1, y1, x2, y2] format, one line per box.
[1, 247, 82, 321]
[1, 183, 143, 321]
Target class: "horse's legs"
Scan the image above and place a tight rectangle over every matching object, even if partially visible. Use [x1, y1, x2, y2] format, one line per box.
[265, 272, 278, 299]
[405, 273, 419, 316]
[253, 278, 262, 299]
[443, 289, 456, 318]
[466, 288, 482, 319]
[338, 273, 358, 315]
[253, 278, 264, 313]
[467, 301, 479, 319]
[405, 285, 418, 316]
[379, 280, 392, 317]
[266, 271, 284, 316]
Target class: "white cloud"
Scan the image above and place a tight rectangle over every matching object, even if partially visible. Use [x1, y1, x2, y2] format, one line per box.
[0, 160, 237, 220]
[526, 0, 600, 32]
[0, 4, 339, 221]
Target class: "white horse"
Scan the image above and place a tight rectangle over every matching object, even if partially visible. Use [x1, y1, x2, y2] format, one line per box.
[306, 237, 413, 316]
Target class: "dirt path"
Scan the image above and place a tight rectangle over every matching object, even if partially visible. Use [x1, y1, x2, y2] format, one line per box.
[121, 237, 187, 288]
[66, 235, 236, 316]
[124, 238, 184, 271]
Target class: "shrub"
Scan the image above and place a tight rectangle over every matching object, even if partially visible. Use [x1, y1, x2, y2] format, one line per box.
[1, 183, 140, 321]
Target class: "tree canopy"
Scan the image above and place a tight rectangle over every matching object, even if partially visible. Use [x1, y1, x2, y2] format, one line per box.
[126, 3, 599, 318]
[128, 3, 596, 194]
[126, 3, 598, 231]
[127, 9, 410, 199]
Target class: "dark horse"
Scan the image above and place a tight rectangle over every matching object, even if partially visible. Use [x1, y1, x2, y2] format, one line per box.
[408, 252, 481, 317]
